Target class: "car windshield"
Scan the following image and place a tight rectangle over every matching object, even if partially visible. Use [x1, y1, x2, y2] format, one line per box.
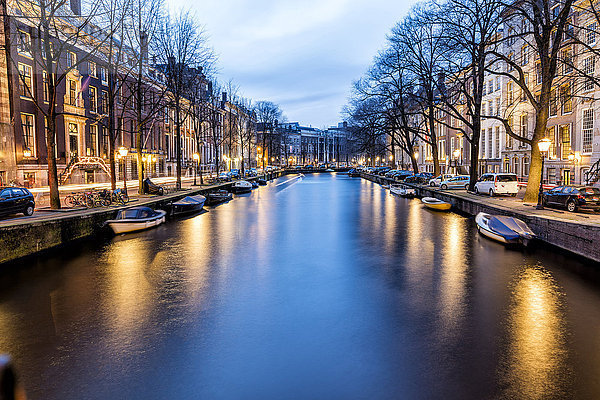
[497, 174, 517, 182]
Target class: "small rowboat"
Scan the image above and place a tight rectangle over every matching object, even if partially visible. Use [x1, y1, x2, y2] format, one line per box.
[206, 189, 233, 205]
[475, 212, 536, 246]
[390, 184, 415, 197]
[105, 206, 166, 234]
[422, 197, 451, 211]
[231, 180, 253, 194]
[171, 195, 206, 216]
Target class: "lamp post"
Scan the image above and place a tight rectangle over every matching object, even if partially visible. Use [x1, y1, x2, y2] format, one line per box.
[452, 149, 461, 174]
[118, 146, 128, 193]
[568, 151, 581, 184]
[193, 152, 200, 185]
[23, 147, 32, 158]
[536, 138, 552, 210]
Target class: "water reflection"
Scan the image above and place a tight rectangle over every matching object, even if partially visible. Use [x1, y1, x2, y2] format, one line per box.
[500, 266, 571, 399]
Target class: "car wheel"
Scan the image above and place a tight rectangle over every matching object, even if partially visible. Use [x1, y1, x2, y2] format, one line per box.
[489, 189, 494, 197]
[159, 188, 164, 196]
[567, 200, 577, 212]
[465, 184, 469, 190]
[475, 187, 479, 195]
[441, 184, 448, 190]
[23, 205, 34, 216]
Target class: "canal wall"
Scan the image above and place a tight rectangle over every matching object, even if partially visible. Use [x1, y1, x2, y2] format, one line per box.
[0, 171, 284, 266]
[361, 173, 600, 264]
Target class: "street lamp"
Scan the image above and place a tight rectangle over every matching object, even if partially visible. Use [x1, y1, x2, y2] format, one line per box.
[568, 151, 581, 184]
[536, 137, 552, 210]
[452, 148, 461, 174]
[193, 152, 200, 185]
[23, 147, 32, 158]
[118, 146, 128, 193]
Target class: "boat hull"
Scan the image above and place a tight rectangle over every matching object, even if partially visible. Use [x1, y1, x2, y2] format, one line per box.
[475, 212, 535, 246]
[421, 197, 451, 211]
[107, 210, 166, 234]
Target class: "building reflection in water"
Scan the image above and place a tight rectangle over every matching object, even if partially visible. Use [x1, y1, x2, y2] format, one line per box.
[501, 266, 571, 399]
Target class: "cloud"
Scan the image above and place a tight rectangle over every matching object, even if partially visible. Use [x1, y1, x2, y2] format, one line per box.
[168, 0, 417, 126]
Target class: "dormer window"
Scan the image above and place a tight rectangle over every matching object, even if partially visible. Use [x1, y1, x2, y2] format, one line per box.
[17, 31, 31, 57]
[66, 51, 77, 69]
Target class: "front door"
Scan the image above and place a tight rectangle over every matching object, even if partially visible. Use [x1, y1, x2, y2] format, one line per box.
[68, 122, 79, 159]
[562, 169, 571, 185]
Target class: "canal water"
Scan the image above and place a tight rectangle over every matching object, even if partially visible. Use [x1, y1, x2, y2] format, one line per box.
[1, 173, 599, 399]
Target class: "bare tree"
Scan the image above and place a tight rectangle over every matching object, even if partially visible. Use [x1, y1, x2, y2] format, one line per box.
[156, 10, 214, 190]
[254, 101, 281, 170]
[8, 0, 116, 207]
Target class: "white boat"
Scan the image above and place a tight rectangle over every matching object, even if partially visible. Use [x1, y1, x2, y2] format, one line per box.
[325, 168, 334, 172]
[390, 184, 415, 197]
[231, 180, 253, 194]
[171, 194, 206, 216]
[105, 206, 166, 234]
[421, 197, 451, 211]
[475, 212, 536, 246]
[381, 184, 390, 189]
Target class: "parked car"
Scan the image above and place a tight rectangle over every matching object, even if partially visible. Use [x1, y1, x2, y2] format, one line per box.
[429, 174, 456, 187]
[440, 175, 470, 190]
[393, 172, 414, 181]
[542, 186, 600, 212]
[230, 169, 241, 179]
[474, 173, 518, 196]
[217, 172, 232, 182]
[0, 187, 35, 217]
[405, 173, 432, 184]
[304, 164, 314, 170]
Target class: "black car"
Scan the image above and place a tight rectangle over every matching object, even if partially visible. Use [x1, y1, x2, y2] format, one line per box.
[542, 185, 600, 212]
[0, 187, 35, 217]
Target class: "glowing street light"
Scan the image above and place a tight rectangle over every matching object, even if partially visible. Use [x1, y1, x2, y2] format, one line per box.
[23, 147, 32, 158]
[118, 146, 129, 193]
[536, 137, 552, 210]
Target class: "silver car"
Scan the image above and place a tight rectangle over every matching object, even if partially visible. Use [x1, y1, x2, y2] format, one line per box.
[439, 175, 470, 190]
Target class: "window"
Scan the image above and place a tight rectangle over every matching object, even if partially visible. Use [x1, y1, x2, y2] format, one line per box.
[507, 82, 514, 104]
[561, 83, 572, 113]
[488, 80, 493, 94]
[488, 128, 493, 158]
[495, 77, 500, 91]
[101, 91, 108, 114]
[21, 114, 35, 157]
[496, 97, 500, 116]
[89, 86, 97, 112]
[67, 51, 77, 68]
[546, 127, 557, 159]
[18, 63, 32, 98]
[495, 126, 500, 157]
[521, 44, 529, 66]
[521, 74, 528, 102]
[88, 125, 97, 156]
[68, 79, 77, 106]
[89, 61, 97, 77]
[583, 57, 595, 92]
[520, 114, 528, 139]
[549, 88, 557, 116]
[563, 48, 573, 74]
[42, 72, 49, 102]
[100, 67, 107, 85]
[481, 129, 486, 158]
[507, 52, 514, 72]
[17, 31, 31, 56]
[507, 117, 513, 148]
[560, 124, 571, 159]
[101, 126, 109, 158]
[587, 23, 597, 45]
[68, 122, 79, 157]
[41, 41, 53, 60]
[536, 62, 542, 84]
[583, 109, 594, 153]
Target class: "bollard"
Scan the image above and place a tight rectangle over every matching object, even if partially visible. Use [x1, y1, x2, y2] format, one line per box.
[0, 355, 26, 400]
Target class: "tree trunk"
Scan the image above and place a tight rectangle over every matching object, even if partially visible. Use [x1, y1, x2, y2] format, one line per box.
[46, 116, 60, 209]
[175, 102, 182, 190]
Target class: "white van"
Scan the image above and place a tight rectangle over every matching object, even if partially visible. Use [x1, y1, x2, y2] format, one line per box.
[474, 173, 519, 196]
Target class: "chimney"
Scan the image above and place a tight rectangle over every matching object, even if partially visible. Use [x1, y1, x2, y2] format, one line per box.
[70, 0, 81, 15]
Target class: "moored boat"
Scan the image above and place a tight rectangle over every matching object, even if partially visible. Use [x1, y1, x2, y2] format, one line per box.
[171, 195, 206, 216]
[206, 189, 233, 205]
[348, 168, 360, 177]
[475, 212, 536, 246]
[231, 180, 253, 194]
[257, 178, 267, 185]
[390, 184, 415, 197]
[421, 197, 451, 211]
[105, 206, 166, 234]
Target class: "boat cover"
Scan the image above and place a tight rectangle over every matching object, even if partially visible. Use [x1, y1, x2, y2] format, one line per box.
[173, 195, 206, 205]
[487, 216, 531, 240]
